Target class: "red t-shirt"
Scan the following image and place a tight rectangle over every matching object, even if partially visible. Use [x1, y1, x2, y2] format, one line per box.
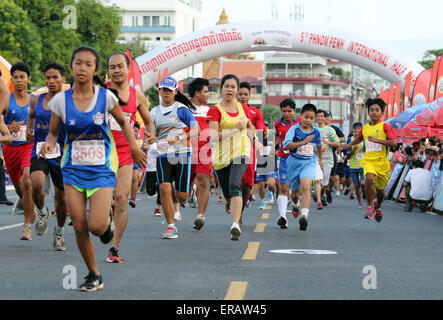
[248, 105, 266, 132]
[274, 117, 301, 158]
[192, 104, 211, 151]
[207, 103, 250, 122]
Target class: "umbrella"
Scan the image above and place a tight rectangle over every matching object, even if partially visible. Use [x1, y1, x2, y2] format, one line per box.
[401, 118, 429, 139]
[416, 97, 443, 126]
[429, 126, 443, 140]
[385, 103, 428, 131]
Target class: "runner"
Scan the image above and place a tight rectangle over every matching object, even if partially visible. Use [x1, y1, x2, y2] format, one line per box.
[273, 99, 300, 228]
[208, 74, 254, 240]
[106, 52, 155, 263]
[41, 45, 146, 292]
[25, 62, 68, 250]
[344, 123, 365, 209]
[315, 110, 340, 208]
[236, 82, 262, 220]
[148, 76, 198, 239]
[340, 98, 397, 222]
[187, 77, 212, 230]
[0, 62, 36, 240]
[143, 140, 162, 216]
[283, 103, 323, 231]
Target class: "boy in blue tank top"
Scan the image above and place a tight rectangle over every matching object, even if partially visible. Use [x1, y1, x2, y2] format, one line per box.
[283, 104, 323, 231]
[26, 62, 68, 250]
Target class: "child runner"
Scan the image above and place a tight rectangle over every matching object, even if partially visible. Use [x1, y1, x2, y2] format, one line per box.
[345, 122, 365, 209]
[283, 104, 323, 231]
[340, 98, 397, 222]
[42, 46, 146, 292]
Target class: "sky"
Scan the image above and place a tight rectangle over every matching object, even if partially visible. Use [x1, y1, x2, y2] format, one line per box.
[200, 0, 443, 62]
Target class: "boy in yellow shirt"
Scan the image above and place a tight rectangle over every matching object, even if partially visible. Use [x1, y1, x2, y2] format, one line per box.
[341, 98, 397, 222]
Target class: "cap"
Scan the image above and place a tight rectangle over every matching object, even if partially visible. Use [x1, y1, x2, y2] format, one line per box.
[327, 111, 332, 117]
[159, 76, 178, 90]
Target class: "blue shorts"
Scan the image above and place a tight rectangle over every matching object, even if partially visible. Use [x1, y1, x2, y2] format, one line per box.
[287, 156, 316, 191]
[255, 172, 278, 182]
[278, 157, 289, 184]
[344, 166, 351, 179]
[133, 163, 141, 171]
[350, 168, 365, 186]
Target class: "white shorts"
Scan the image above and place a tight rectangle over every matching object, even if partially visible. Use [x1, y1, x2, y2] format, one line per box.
[315, 162, 333, 187]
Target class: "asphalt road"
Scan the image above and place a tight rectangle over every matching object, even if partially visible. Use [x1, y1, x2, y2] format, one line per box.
[0, 187, 442, 301]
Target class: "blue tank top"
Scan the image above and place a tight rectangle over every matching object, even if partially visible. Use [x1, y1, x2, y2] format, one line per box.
[60, 88, 118, 189]
[31, 93, 66, 165]
[4, 93, 33, 146]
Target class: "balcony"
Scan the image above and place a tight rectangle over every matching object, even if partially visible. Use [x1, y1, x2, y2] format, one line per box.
[121, 26, 175, 33]
[265, 69, 332, 78]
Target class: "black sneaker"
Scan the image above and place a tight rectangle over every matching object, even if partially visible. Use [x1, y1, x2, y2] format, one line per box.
[299, 216, 308, 231]
[326, 190, 332, 203]
[277, 216, 288, 229]
[79, 271, 104, 292]
[321, 196, 328, 207]
[128, 198, 136, 208]
[100, 211, 114, 244]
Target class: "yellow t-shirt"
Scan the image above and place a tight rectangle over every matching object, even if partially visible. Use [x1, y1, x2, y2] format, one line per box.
[360, 122, 391, 161]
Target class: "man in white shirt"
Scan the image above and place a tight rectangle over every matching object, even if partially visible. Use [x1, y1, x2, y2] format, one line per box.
[403, 160, 433, 212]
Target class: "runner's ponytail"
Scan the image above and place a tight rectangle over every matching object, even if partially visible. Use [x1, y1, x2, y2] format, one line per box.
[174, 90, 196, 113]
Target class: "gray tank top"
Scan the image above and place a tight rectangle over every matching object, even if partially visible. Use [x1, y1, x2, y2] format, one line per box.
[154, 103, 190, 157]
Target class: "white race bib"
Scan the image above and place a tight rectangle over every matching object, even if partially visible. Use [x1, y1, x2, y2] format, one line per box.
[37, 142, 61, 159]
[156, 139, 175, 155]
[365, 139, 382, 152]
[109, 112, 132, 131]
[297, 143, 315, 157]
[12, 125, 27, 142]
[71, 140, 106, 165]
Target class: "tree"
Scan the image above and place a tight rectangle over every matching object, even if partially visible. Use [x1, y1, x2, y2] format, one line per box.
[419, 49, 443, 69]
[146, 87, 159, 109]
[0, 0, 42, 85]
[261, 105, 283, 128]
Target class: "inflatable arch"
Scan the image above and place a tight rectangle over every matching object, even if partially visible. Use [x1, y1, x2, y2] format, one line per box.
[135, 20, 424, 92]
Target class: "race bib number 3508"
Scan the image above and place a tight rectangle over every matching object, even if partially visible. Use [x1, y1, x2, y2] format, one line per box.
[71, 140, 106, 166]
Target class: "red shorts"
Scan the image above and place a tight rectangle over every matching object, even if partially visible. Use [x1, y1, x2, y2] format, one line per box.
[3, 143, 34, 184]
[190, 162, 213, 183]
[116, 143, 133, 168]
[242, 144, 256, 187]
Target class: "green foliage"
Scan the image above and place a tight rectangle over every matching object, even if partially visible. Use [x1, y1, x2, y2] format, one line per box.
[260, 105, 282, 128]
[146, 87, 159, 109]
[419, 49, 443, 69]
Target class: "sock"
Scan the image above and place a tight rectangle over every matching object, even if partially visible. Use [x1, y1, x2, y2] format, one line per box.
[301, 208, 309, 218]
[231, 222, 240, 229]
[168, 223, 175, 228]
[277, 195, 288, 218]
[55, 225, 64, 234]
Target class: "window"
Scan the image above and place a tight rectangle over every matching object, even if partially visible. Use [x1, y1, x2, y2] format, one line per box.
[143, 16, 150, 27]
[132, 16, 139, 27]
[165, 16, 171, 27]
[156, 37, 161, 41]
[331, 100, 342, 119]
[152, 16, 160, 27]
[322, 84, 330, 97]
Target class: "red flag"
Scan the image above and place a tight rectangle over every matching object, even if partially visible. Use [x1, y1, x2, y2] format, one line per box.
[434, 54, 443, 100]
[402, 72, 412, 111]
[386, 83, 395, 119]
[428, 56, 440, 102]
[379, 86, 388, 121]
[392, 81, 402, 117]
[126, 49, 143, 92]
[411, 68, 432, 106]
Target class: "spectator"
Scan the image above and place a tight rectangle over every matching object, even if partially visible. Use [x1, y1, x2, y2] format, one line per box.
[403, 160, 433, 212]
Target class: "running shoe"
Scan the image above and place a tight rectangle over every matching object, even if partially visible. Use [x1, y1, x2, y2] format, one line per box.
[343, 186, 350, 196]
[68, 219, 73, 226]
[358, 203, 364, 209]
[375, 209, 383, 223]
[187, 194, 197, 208]
[20, 225, 32, 241]
[245, 200, 250, 208]
[225, 203, 231, 214]
[299, 215, 308, 231]
[277, 216, 288, 229]
[35, 206, 51, 236]
[0, 199, 13, 205]
[251, 194, 256, 201]
[100, 211, 114, 244]
[193, 213, 205, 230]
[162, 226, 178, 239]
[53, 227, 66, 251]
[174, 212, 182, 221]
[317, 202, 323, 210]
[230, 225, 241, 241]
[107, 247, 124, 263]
[350, 193, 355, 200]
[266, 191, 274, 203]
[326, 190, 332, 203]
[292, 202, 300, 218]
[154, 208, 161, 216]
[210, 186, 215, 194]
[335, 191, 340, 197]
[259, 201, 267, 210]
[128, 198, 136, 208]
[79, 272, 103, 292]
[321, 196, 328, 207]
[365, 207, 375, 220]
[179, 199, 187, 208]
[218, 196, 223, 202]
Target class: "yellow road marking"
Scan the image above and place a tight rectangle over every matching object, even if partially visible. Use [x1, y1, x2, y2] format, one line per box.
[254, 223, 266, 233]
[261, 213, 270, 220]
[224, 281, 248, 300]
[242, 241, 260, 260]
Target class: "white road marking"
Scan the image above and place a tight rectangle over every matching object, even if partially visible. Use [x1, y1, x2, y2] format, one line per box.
[0, 223, 23, 231]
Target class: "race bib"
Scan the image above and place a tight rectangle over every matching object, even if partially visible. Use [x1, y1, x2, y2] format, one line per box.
[37, 142, 61, 159]
[109, 112, 132, 131]
[71, 140, 106, 166]
[356, 152, 365, 160]
[156, 139, 175, 155]
[297, 143, 315, 157]
[12, 125, 27, 142]
[365, 139, 382, 152]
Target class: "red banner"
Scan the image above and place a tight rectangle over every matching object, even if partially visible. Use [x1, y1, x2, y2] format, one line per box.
[392, 81, 402, 117]
[126, 49, 143, 92]
[386, 82, 395, 119]
[379, 86, 388, 121]
[435, 54, 443, 100]
[402, 71, 412, 111]
[428, 56, 440, 102]
[412, 68, 432, 106]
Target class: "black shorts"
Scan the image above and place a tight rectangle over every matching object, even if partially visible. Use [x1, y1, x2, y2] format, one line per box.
[215, 157, 249, 199]
[336, 163, 345, 178]
[156, 156, 191, 193]
[30, 157, 64, 191]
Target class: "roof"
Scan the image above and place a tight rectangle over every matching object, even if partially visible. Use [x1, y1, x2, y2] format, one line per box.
[220, 60, 263, 79]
